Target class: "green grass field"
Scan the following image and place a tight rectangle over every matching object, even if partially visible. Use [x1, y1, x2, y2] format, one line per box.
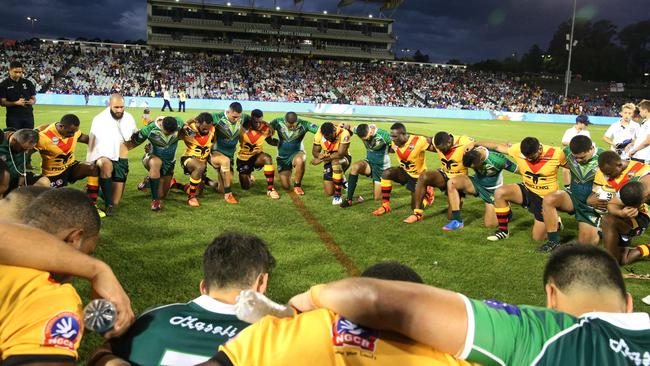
[4, 105, 649, 361]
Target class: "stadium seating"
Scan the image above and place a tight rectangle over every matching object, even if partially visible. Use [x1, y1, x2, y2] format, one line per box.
[0, 41, 628, 116]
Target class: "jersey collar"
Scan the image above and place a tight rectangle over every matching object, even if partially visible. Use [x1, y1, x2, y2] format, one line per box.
[191, 295, 236, 315]
[581, 312, 650, 331]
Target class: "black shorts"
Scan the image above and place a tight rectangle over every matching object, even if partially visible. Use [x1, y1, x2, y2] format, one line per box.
[394, 167, 418, 192]
[46, 161, 80, 188]
[237, 154, 263, 175]
[620, 213, 650, 245]
[181, 156, 207, 176]
[323, 155, 351, 181]
[518, 183, 544, 221]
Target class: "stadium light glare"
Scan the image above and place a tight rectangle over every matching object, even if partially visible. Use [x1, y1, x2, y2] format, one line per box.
[26, 16, 38, 28]
[276, 6, 280, 10]
[323, 10, 328, 14]
[227, 2, 231, 5]
[645, 73, 650, 77]
[368, 14, 373, 18]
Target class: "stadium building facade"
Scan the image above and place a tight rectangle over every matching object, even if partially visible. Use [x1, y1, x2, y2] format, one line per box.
[147, 0, 395, 60]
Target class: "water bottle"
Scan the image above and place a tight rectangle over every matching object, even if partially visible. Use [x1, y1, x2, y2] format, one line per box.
[83, 299, 117, 334]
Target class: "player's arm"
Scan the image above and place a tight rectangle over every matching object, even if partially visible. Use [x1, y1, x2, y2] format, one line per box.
[586, 184, 610, 211]
[265, 125, 279, 146]
[78, 133, 90, 144]
[311, 143, 323, 165]
[628, 134, 650, 157]
[602, 126, 615, 146]
[289, 278, 468, 356]
[88, 344, 130, 366]
[475, 141, 510, 154]
[607, 198, 639, 219]
[0, 222, 135, 338]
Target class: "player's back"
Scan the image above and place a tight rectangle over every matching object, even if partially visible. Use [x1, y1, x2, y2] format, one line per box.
[220, 308, 474, 366]
[111, 296, 249, 366]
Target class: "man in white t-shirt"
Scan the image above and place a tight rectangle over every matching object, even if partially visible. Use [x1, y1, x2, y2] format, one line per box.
[162, 89, 173, 112]
[85, 94, 137, 216]
[603, 102, 640, 158]
[628, 100, 650, 163]
[561, 114, 592, 187]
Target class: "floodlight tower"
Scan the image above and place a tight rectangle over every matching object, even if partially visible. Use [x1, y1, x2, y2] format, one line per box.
[564, 0, 578, 98]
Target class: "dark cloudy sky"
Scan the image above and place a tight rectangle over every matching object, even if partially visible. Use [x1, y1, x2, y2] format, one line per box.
[1, 0, 647, 63]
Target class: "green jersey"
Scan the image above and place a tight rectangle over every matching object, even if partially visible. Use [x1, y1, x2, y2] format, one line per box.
[564, 146, 603, 202]
[472, 148, 518, 189]
[133, 118, 184, 161]
[270, 117, 319, 158]
[111, 295, 249, 366]
[461, 296, 650, 366]
[357, 127, 391, 165]
[212, 111, 251, 157]
[0, 131, 28, 183]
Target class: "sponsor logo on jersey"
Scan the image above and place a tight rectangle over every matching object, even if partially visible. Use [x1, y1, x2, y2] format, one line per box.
[51, 137, 59, 145]
[43, 311, 81, 351]
[332, 316, 378, 352]
[169, 315, 239, 337]
[483, 300, 522, 316]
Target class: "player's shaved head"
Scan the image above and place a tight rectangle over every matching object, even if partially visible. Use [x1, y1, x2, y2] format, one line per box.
[361, 262, 423, 284]
[543, 244, 627, 304]
[109, 93, 124, 104]
[229, 102, 243, 114]
[285, 112, 297, 124]
[620, 181, 645, 208]
[109, 93, 125, 120]
[569, 135, 593, 155]
[22, 188, 100, 254]
[59, 114, 81, 127]
[390, 122, 406, 134]
[0, 186, 51, 222]
[203, 232, 276, 291]
[355, 124, 370, 139]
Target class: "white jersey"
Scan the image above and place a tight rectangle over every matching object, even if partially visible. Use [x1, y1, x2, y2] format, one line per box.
[86, 108, 137, 162]
[561, 126, 591, 145]
[604, 120, 640, 148]
[632, 119, 650, 161]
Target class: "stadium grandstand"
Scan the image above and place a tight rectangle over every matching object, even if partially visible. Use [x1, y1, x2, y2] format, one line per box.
[0, 38, 630, 116]
[147, 0, 395, 60]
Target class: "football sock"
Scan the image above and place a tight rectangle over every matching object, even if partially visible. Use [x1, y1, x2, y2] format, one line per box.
[263, 164, 275, 191]
[86, 176, 99, 204]
[189, 177, 201, 197]
[380, 178, 393, 206]
[150, 178, 160, 200]
[346, 174, 359, 201]
[98, 177, 113, 206]
[637, 244, 650, 258]
[452, 210, 462, 221]
[332, 169, 343, 197]
[548, 231, 560, 243]
[495, 206, 511, 232]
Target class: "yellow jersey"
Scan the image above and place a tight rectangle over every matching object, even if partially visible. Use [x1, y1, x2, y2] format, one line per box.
[0, 265, 83, 362]
[593, 161, 650, 214]
[313, 126, 351, 153]
[182, 123, 215, 161]
[35, 123, 82, 177]
[435, 135, 474, 178]
[238, 122, 272, 161]
[507, 143, 566, 197]
[220, 309, 475, 366]
[392, 135, 430, 178]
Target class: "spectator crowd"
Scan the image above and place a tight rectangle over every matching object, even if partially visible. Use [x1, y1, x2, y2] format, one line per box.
[0, 41, 637, 116]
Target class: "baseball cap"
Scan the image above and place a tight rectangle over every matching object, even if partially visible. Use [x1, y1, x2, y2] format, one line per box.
[576, 114, 591, 124]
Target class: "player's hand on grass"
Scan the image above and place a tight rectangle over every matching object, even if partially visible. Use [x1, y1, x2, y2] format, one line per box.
[92, 262, 135, 338]
[235, 290, 295, 323]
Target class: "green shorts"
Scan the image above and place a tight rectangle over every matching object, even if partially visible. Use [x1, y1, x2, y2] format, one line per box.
[277, 151, 302, 172]
[469, 175, 496, 204]
[111, 158, 129, 183]
[142, 154, 175, 177]
[566, 188, 601, 227]
[365, 159, 390, 183]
